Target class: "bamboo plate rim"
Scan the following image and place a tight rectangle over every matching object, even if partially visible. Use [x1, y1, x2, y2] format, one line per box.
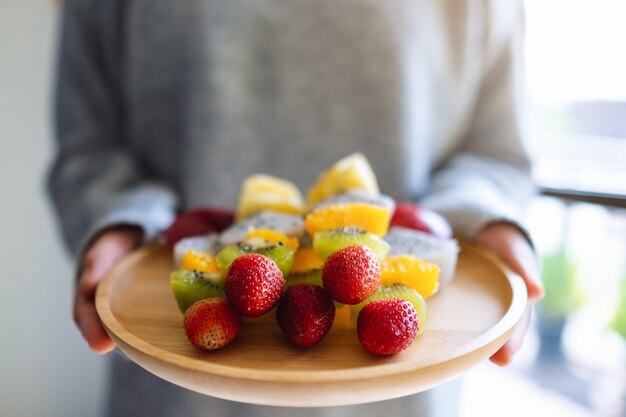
[96, 242, 527, 384]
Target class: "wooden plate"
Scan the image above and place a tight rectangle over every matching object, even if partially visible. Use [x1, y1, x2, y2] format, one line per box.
[96, 242, 527, 407]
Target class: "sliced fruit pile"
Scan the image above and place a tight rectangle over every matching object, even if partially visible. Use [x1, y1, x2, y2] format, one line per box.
[167, 153, 459, 355]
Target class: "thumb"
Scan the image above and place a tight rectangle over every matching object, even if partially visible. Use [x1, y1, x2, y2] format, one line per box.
[475, 222, 544, 301]
[78, 227, 143, 294]
[74, 227, 142, 354]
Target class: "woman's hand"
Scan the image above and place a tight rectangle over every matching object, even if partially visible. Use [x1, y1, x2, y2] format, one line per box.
[74, 227, 143, 354]
[474, 222, 544, 366]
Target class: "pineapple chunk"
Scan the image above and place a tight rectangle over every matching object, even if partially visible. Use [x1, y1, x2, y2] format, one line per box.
[306, 153, 379, 207]
[236, 174, 305, 220]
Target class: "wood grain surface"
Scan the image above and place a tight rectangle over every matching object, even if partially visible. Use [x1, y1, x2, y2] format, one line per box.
[96, 242, 527, 407]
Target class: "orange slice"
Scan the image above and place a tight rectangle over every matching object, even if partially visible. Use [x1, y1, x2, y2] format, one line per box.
[381, 255, 440, 298]
[180, 251, 221, 274]
[290, 247, 323, 273]
[305, 203, 390, 237]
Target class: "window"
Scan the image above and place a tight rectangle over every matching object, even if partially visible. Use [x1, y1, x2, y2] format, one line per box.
[525, 0, 626, 198]
[508, 2, 626, 416]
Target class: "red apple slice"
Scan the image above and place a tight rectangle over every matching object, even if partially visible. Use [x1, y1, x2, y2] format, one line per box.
[390, 203, 452, 239]
[165, 208, 235, 248]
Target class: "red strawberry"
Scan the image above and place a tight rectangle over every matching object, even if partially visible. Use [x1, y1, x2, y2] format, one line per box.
[183, 298, 241, 350]
[357, 299, 418, 355]
[390, 203, 452, 238]
[225, 254, 285, 317]
[276, 284, 335, 347]
[322, 244, 381, 305]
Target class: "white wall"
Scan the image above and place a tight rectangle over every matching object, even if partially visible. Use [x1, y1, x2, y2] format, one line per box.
[0, 2, 107, 417]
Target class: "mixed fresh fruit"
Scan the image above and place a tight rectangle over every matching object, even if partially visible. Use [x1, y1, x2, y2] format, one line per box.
[167, 153, 459, 356]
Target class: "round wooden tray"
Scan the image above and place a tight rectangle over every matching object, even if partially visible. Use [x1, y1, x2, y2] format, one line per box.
[96, 242, 527, 407]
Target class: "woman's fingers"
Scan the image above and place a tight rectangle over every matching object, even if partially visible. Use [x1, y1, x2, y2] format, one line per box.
[490, 306, 532, 366]
[476, 222, 544, 301]
[498, 233, 544, 301]
[74, 288, 116, 354]
[475, 222, 543, 366]
[73, 227, 143, 354]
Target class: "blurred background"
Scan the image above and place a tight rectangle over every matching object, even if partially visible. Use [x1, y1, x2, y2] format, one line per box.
[0, 3, 108, 417]
[0, 1, 624, 416]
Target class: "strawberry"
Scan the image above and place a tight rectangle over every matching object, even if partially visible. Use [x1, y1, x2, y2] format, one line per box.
[357, 299, 418, 355]
[390, 202, 452, 238]
[183, 298, 241, 350]
[276, 284, 335, 347]
[321, 244, 381, 304]
[225, 254, 285, 317]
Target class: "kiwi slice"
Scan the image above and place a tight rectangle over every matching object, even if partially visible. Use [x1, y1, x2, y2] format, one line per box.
[285, 269, 323, 289]
[313, 227, 390, 261]
[350, 284, 428, 336]
[216, 237, 295, 275]
[170, 270, 225, 313]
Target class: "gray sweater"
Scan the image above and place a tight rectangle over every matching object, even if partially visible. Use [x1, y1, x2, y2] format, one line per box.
[49, 0, 533, 257]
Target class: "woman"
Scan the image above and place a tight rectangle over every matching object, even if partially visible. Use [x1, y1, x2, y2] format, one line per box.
[49, 0, 543, 416]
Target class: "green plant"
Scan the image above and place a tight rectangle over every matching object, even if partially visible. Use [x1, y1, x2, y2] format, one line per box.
[538, 249, 585, 319]
[609, 272, 626, 340]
